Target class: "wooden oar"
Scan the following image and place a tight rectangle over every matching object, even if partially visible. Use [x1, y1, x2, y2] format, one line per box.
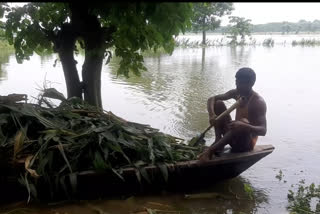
[189, 97, 244, 147]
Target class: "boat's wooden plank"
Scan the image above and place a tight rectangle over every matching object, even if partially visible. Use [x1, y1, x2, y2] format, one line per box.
[78, 144, 274, 176]
[0, 145, 275, 200]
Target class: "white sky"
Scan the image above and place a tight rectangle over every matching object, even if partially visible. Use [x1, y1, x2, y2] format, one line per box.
[221, 3, 320, 26]
[6, 3, 320, 26]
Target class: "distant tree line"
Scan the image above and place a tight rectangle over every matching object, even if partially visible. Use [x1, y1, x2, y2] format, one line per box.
[214, 20, 320, 34]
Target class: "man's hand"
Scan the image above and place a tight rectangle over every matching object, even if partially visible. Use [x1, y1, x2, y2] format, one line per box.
[228, 120, 250, 132]
[198, 148, 212, 163]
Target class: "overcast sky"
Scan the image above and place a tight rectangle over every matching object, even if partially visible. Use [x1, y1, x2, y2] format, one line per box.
[7, 3, 320, 26]
[221, 3, 320, 26]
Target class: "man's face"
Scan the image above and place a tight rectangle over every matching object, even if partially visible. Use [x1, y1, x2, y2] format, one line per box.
[236, 78, 252, 95]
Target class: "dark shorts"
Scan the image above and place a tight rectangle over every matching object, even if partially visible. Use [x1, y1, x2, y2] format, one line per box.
[222, 118, 258, 152]
[229, 132, 257, 152]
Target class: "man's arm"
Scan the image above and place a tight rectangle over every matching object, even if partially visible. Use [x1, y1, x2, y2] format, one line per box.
[230, 98, 267, 136]
[248, 99, 267, 136]
[207, 89, 237, 118]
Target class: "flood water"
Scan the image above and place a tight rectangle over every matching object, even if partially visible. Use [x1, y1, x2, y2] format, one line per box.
[1, 34, 320, 213]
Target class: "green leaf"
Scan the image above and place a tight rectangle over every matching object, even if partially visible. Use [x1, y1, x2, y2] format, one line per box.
[93, 151, 108, 170]
[135, 165, 151, 184]
[111, 168, 124, 181]
[147, 138, 155, 164]
[243, 183, 254, 200]
[101, 130, 117, 142]
[57, 142, 73, 173]
[69, 173, 77, 195]
[157, 163, 168, 182]
[135, 168, 141, 184]
[60, 175, 70, 198]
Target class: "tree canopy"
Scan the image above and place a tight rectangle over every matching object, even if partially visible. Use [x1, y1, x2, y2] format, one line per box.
[0, 2, 193, 107]
[191, 2, 233, 44]
[226, 16, 252, 45]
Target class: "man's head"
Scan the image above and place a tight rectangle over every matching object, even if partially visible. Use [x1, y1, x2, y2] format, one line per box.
[235, 67, 256, 96]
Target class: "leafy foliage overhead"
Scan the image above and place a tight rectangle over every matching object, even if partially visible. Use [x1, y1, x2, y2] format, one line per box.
[0, 2, 193, 77]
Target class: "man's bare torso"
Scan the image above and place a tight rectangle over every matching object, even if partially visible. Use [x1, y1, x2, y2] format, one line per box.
[230, 89, 266, 126]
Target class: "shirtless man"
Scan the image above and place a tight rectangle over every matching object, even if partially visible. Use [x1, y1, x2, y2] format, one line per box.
[198, 67, 267, 161]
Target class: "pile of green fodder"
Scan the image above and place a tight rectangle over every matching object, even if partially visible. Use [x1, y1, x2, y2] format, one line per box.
[0, 93, 203, 200]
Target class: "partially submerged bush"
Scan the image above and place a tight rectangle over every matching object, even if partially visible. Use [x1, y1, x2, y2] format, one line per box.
[292, 39, 320, 46]
[287, 180, 320, 213]
[262, 38, 274, 47]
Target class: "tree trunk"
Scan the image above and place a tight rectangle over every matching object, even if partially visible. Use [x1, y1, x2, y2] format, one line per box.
[82, 33, 105, 108]
[69, 4, 106, 108]
[57, 27, 82, 99]
[202, 30, 206, 45]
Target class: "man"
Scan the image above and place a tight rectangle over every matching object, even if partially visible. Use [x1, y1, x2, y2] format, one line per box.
[198, 67, 267, 161]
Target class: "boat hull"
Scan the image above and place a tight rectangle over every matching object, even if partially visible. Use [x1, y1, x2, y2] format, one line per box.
[76, 144, 274, 198]
[0, 145, 274, 201]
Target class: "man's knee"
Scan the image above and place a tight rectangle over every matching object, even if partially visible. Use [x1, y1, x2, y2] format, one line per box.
[239, 118, 249, 123]
[229, 125, 250, 136]
[228, 128, 253, 152]
[214, 100, 227, 115]
[230, 118, 250, 134]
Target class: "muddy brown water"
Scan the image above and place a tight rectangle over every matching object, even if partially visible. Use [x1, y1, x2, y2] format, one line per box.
[1, 34, 320, 213]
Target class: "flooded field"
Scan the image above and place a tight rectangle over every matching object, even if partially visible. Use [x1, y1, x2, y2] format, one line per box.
[1, 34, 320, 213]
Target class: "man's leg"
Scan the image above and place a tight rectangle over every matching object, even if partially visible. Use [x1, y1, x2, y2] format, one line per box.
[199, 118, 255, 162]
[229, 118, 255, 152]
[198, 101, 232, 161]
[198, 129, 235, 162]
[211, 100, 232, 151]
[212, 119, 254, 154]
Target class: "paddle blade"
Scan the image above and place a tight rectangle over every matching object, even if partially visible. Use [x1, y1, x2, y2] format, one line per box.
[188, 134, 206, 147]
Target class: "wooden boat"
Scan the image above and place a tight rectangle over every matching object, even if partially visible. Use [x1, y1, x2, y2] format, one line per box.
[0, 144, 274, 201]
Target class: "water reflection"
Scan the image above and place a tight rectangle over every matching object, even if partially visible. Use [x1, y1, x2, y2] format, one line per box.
[96, 177, 268, 214]
[177, 177, 269, 214]
[0, 177, 268, 214]
[0, 49, 13, 81]
[201, 47, 205, 72]
[105, 47, 254, 140]
[230, 46, 252, 67]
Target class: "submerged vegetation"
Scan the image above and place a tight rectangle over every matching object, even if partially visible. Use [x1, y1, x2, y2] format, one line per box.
[212, 19, 320, 35]
[291, 39, 320, 46]
[174, 36, 320, 48]
[287, 180, 320, 214]
[0, 90, 203, 201]
[273, 170, 320, 213]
